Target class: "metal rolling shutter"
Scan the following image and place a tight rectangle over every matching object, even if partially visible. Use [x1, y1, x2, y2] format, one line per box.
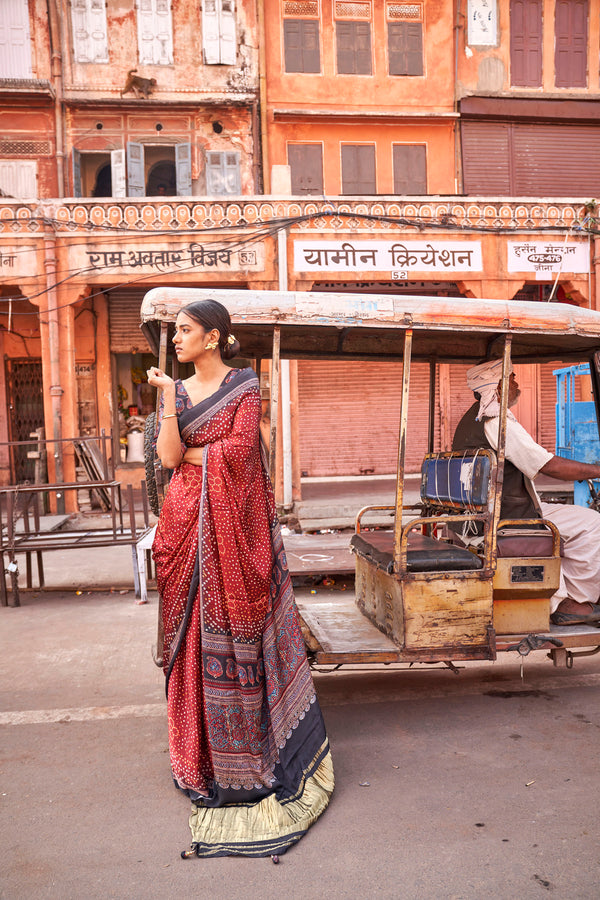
[512, 123, 600, 195]
[462, 120, 600, 195]
[447, 363, 475, 440]
[461, 121, 511, 195]
[297, 360, 431, 477]
[539, 360, 582, 453]
[107, 290, 151, 354]
[540, 361, 560, 452]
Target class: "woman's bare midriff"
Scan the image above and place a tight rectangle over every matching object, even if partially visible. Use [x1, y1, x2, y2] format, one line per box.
[182, 448, 204, 465]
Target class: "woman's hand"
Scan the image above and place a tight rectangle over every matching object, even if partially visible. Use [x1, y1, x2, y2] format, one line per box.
[146, 366, 174, 391]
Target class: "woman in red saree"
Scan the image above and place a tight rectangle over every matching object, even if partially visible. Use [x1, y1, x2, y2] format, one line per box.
[147, 299, 333, 858]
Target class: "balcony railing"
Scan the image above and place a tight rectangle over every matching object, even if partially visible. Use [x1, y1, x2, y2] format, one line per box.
[0, 196, 593, 236]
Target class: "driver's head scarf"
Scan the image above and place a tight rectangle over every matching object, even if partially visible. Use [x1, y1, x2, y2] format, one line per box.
[466, 359, 514, 421]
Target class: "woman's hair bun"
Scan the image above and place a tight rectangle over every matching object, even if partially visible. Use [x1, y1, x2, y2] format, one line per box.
[222, 336, 241, 360]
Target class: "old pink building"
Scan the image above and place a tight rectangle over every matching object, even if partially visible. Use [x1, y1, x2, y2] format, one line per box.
[0, 0, 599, 501]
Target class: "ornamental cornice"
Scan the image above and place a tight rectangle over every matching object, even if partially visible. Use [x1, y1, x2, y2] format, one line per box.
[0, 197, 591, 237]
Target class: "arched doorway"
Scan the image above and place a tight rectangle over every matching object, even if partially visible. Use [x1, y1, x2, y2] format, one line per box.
[146, 160, 176, 196]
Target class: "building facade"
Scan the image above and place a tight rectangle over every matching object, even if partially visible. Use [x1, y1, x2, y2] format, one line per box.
[0, 0, 599, 504]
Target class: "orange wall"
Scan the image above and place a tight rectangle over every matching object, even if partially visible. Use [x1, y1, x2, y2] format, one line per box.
[264, 0, 455, 113]
[272, 120, 456, 195]
[456, 0, 600, 95]
[263, 0, 457, 194]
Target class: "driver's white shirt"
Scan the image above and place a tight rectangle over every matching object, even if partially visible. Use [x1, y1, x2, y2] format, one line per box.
[480, 415, 600, 611]
[483, 416, 553, 480]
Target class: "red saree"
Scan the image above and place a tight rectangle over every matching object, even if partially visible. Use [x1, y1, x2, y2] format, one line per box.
[153, 367, 333, 857]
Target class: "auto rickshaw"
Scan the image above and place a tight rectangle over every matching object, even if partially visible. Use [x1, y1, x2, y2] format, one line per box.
[140, 287, 600, 671]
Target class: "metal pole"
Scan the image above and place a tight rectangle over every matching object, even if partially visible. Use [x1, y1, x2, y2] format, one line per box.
[153, 320, 170, 669]
[277, 227, 293, 506]
[44, 229, 65, 513]
[428, 358, 436, 454]
[270, 326, 281, 489]
[393, 329, 413, 573]
[487, 335, 512, 572]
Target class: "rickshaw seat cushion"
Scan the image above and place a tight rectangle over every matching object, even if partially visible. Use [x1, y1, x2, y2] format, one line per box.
[496, 527, 557, 558]
[350, 531, 483, 573]
[421, 454, 491, 507]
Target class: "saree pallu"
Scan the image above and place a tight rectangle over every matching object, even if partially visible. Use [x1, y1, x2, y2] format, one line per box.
[153, 368, 333, 857]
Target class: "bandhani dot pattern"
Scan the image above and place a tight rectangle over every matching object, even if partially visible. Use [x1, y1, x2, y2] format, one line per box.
[153, 369, 316, 795]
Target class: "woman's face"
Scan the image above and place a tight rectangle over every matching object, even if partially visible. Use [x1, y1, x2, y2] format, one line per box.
[173, 312, 214, 363]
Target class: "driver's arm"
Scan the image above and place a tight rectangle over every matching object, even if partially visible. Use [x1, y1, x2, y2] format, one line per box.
[540, 456, 600, 482]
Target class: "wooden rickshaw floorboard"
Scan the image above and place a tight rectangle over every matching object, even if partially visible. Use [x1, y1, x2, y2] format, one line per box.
[294, 591, 401, 664]
[295, 591, 600, 665]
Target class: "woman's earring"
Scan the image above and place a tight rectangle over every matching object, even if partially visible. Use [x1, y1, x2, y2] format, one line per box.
[205, 340, 218, 351]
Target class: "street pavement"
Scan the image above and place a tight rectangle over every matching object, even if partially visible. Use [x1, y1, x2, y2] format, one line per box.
[2, 584, 600, 899]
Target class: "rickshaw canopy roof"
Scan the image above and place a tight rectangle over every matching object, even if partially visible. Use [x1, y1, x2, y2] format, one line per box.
[140, 288, 600, 364]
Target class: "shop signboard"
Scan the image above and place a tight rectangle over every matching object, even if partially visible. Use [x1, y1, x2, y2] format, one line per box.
[293, 239, 483, 280]
[507, 241, 589, 280]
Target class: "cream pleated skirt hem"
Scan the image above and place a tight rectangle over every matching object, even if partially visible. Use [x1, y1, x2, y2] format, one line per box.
[187, 747, 334, 858]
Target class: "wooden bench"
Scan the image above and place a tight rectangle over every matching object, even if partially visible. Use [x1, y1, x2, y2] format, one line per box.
[0, 482, 154, 607]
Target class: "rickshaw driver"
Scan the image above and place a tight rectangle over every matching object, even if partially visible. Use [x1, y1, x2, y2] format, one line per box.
[453, 359, 600, 625]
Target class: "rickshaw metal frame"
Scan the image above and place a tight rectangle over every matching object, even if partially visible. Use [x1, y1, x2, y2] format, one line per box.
[141, 288, 600, 670]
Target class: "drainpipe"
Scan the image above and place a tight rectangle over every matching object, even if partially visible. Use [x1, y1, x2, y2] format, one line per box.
[257, 0, 269, 193]
[454, 0, 463, 195]
[47, 0, 65, 197]
[44, 228, 65, 512]
[586, 200, 598, 311]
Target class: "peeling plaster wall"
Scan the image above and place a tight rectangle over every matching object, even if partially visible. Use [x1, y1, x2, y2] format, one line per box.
[64, 0, 259, 99]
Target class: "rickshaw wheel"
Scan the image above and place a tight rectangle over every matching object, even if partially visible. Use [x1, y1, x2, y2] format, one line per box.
[144, 412, 161, 517]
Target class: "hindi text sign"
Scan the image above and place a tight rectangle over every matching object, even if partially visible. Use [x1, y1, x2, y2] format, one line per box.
[293, 240, 483, 277]
[507, 242, 589, 280]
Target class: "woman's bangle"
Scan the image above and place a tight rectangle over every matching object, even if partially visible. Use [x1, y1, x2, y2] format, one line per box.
[162, 414, 178, 419]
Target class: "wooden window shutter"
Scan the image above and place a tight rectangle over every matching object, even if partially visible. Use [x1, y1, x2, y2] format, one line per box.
[388, 22, 423, 76]
[218, 0, 236, 66]
[111, 149, 126, 197]
[336, 21, 372, 75]
[283, 19, 320, 73]
[206, 151, 240, 194]
[202, 0, 236, 65]
[72, 149, 82, 198]
[0, 159, 37, 198]
[355, 22, 371, 74]
[510, 0, 542, 86]
[341, 145, 376, 194]
[175, 143, 192, 195]
[555, 0, 588, 88]
[71, 0, 109, 63]
[126, 142, 145, 196]
[136, 0, 174, 66]
[224, 152, 241, 193]
[202, 0, 220, 63]
[393, 145, 427, 195]
[0, 0, 32, 78]
[288, 144, 323, 194]
[137, 0, 157, 64]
